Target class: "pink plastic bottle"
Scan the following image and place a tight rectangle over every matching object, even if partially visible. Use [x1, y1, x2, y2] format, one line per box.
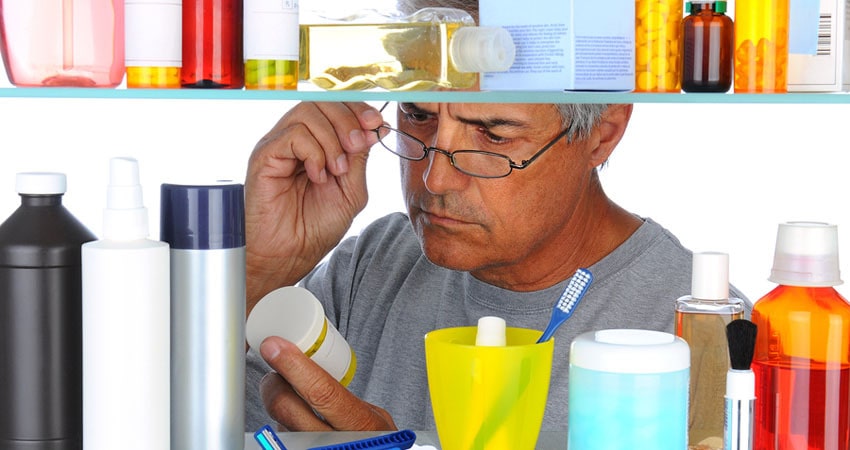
[0, 0, 125, 87]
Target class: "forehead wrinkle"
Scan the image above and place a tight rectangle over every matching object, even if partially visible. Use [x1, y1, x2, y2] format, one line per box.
[402, 102, 538, 133]
[447, 104, 531, 130]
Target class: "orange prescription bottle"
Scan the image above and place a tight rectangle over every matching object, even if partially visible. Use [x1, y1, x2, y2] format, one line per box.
[751, 222, 850, 450]
[733, 0, 789, 93]
[635, 0, 683, 92]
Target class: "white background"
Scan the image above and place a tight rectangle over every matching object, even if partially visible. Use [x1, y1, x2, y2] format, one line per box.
[1, 0, 849, 304]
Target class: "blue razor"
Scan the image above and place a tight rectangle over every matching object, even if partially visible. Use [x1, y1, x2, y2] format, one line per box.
[254, 425, 287, 450]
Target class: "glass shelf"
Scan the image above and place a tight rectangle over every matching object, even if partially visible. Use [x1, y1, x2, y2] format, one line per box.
[2, 85, 850, 104]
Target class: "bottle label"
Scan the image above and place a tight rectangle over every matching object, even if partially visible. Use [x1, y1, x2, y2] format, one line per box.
[244, 0, 300, 61]
[125, 1, 182, 67]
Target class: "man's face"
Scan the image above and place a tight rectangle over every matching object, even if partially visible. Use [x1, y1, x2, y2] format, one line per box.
[397, 102, 598, 281]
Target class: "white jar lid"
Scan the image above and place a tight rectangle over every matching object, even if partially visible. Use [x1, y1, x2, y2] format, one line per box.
[16, 172, 67, 195]
[570, 329, 690, 374]
[245, 286, 325, 354]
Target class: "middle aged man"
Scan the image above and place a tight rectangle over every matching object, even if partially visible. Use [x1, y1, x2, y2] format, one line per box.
[242, 99, 747, 432]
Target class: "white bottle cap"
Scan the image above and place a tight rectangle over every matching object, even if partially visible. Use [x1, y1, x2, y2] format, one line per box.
[102, 157, 150, 241]
[16, 172, 67, 195]
[570, 329, 690, 374]
[450, 26, 516, 73]
[691, 252, 729, 300]
[769, 221, 842, 286]
[475, 316, 507, 346]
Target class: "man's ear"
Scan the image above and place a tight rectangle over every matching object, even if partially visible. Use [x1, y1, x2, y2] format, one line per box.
[587, 104, 633, 168]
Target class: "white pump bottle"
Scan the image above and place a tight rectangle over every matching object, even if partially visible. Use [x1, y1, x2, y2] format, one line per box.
[81, 157, 170, 450]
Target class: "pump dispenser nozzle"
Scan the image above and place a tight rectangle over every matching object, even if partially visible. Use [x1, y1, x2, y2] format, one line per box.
[102, 157, 149, 241]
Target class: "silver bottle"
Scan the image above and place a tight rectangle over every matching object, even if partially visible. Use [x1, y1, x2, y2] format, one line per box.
[160, 182, 246, 450]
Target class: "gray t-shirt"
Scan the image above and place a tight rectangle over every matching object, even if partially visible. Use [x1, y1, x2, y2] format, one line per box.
[245, 212, 749, 431]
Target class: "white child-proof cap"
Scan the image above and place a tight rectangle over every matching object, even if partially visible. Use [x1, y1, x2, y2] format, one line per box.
[570, 329, 690, 374]
[450, 26, 516, 73]
[769, 221, 843, 287]
[16, 172, 67, 195]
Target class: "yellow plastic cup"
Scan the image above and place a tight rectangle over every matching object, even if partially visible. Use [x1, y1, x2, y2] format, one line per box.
[424, 326, 554, 450]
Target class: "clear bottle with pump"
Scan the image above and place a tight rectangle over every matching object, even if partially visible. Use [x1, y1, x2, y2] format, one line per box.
[125, 0, 181, 88]
[244, 0, 299, 90]
[675, 252, 745, 450]
[0, 172, 96, 450]
[751, 222, 850, 450]
[734, 0, 789, 93]
[298, 7, 516, 91]
[635, 0, 683, 92]
[81, 157, 170, 450]
[0, 0, 125, 87]
[681, 1, 733, 93]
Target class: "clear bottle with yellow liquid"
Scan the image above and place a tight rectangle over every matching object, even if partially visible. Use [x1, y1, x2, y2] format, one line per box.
[298, 7, 515, 91]
[675, 252, 745, 450]
[635, 0, 683, 92]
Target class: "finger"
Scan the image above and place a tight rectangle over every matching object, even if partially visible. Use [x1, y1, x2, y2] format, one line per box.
[259, 371, 334, 432]
[260, 336, 397, 431]
[254, 118, 331, 184]
[252, 102, 380, 181]
[312, 102, 383, 175]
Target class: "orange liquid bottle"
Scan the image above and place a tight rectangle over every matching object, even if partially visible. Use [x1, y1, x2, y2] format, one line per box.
[751, 222, 850, 450]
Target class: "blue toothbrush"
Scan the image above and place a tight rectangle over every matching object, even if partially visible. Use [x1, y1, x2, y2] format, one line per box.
[537, 268, 593, 343]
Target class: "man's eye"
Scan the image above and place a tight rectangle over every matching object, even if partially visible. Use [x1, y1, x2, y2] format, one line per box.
[402, 112, 432, 123]
[482, 129, 510, 145]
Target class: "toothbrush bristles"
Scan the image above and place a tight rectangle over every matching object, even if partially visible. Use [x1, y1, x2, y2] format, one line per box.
[537, 268, 593, 343]
[556, 269, 592, 312]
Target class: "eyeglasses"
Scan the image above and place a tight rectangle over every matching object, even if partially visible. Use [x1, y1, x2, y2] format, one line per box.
[371, 105, 574, 179]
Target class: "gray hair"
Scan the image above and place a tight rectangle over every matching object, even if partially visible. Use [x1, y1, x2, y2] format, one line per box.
[556, 104, 609, 142]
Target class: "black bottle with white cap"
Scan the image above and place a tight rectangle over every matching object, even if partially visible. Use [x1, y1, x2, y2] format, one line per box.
[0, 172, 96, 450]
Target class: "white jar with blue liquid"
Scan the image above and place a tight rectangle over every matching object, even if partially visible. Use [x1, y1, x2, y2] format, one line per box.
[568, 329, 690, 450]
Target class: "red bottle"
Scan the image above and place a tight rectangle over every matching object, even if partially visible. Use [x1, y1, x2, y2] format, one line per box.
[181, 0, 243, 88]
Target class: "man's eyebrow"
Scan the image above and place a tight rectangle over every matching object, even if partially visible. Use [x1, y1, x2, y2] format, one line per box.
[400, 102, 528, 129]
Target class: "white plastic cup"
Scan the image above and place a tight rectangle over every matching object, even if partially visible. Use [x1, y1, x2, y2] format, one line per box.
[246, 286, 356, 386]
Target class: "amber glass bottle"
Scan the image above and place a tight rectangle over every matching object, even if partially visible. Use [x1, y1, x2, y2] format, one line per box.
[681, 1, 733, 93]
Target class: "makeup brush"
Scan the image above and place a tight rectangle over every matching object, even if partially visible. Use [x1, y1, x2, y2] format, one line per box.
[724, 319, 758, 450]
